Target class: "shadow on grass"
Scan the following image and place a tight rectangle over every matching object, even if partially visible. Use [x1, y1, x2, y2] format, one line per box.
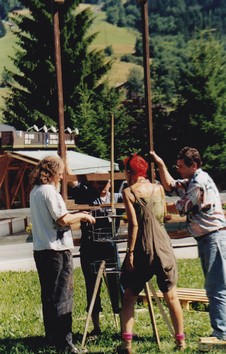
[85, 332, 159, 354]
[0, 335, 55, 353]
[0, 332, 86, 353]
[0, 332, 116, 354]
[0, 333, 160, 353]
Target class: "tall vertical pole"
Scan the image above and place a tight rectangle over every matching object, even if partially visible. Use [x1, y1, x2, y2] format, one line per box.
[52, 0, 67, 200]
[111, 113, 115, 214]
[139, 0, 155, 182]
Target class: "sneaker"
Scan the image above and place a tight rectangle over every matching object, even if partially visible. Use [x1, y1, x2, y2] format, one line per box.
[87, 328, 102, 340]
[64, 345, 88, 353]
[175, 339, 186, 351]
[175, 333, 186, 351]
[116, 346, 132, 354]
[67, 346, 80, 353]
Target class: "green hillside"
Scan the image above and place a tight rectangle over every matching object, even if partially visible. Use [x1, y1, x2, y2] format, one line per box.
[0, 28, 18, 75]
[88, 6, 136, 54]
[0, 25, 19, 118]
[87, 5, 139, 86]
[0, 4, 138, 121]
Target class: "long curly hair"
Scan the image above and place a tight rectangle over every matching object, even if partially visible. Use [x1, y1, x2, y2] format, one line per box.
[30, 156, 64, 186]
[124, 154, 149, 180]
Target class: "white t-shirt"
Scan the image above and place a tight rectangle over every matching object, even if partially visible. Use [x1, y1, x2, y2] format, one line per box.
[30, 184, 74, 251]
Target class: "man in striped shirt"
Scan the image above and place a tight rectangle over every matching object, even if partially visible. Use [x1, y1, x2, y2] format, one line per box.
[150, 146, 226, 341]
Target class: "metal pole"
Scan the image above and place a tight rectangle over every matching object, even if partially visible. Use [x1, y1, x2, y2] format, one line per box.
[139, 0, 155, 182]
[52, 1, 67, 200]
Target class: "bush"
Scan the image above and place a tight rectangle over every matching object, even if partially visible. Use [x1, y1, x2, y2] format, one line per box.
[104, 45, 113, 56]
[0, 19, 6, 38]
[121, 54, 143, 66]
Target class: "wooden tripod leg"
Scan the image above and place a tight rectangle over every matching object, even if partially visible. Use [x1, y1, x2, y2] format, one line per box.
[113, 312, 119, 330]
[81, 260, 105, 349]
[144, 282, 161, 349]
[148, 281, 174, 336]
[103, 272, 119, 330]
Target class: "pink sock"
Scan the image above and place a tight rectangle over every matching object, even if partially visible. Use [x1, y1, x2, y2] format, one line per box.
[175, 333, 185, 341]
[122, 332, 133, 341]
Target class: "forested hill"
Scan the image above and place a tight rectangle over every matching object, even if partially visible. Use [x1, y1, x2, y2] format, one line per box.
[1, 0, 226, 40]
[153, 0, 225, 35]
[86, 0, 226, 40]
[1, 0, 226, 186]
[149, 0, 226, 39]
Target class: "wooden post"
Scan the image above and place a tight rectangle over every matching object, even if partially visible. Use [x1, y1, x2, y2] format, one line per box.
[139, 0, 155, 182]
[144, 282, 161, 349]
[52, 0, 67, 200]
[148, 282, 174, 336]
[111, 113, 115, 214]
[81, 261, 105, 348]
[110, 113, 116, 243]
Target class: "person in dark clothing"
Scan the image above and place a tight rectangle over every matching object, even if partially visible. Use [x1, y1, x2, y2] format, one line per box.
[69, 176, 123, 336]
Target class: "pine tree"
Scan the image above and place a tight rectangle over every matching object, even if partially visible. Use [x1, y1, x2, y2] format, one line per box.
[0, 17, 5, 38]
[171, 31, 226, 182]
[2, 0, 122, 159]
[3, 0, 57, 127]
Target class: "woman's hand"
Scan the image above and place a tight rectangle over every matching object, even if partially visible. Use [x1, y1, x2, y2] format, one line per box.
[126, 252, 135, 271]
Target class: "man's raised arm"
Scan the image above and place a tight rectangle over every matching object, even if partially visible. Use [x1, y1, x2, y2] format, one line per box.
[149, 151, 174, 192]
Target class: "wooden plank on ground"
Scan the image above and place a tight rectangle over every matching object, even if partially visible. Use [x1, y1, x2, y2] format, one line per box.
[137, 288, 208, 311]
[199, 337, 226, 352]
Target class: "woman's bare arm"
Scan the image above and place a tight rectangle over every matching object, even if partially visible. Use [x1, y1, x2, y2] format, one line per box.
[123, 188, 138, 270]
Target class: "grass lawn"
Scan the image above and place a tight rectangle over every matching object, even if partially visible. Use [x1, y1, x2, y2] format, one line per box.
[0, 258, 223, 353]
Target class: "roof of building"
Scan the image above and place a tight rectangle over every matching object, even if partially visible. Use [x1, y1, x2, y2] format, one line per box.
[10, 150, 119, 175]
[0, 124, 15, 132]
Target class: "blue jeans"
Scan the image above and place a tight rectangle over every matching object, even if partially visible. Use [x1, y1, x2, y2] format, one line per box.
[197, 229, 226, 340]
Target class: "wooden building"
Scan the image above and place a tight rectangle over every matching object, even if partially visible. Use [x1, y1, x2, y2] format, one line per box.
[0, 126, 76, 209]
[0, 125, 122, 209]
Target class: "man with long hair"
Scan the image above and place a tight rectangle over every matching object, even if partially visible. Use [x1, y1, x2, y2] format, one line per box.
[29, 156, 95, 353]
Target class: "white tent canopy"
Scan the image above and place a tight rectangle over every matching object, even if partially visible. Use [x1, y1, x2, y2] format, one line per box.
[11, 150, 119, 175]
